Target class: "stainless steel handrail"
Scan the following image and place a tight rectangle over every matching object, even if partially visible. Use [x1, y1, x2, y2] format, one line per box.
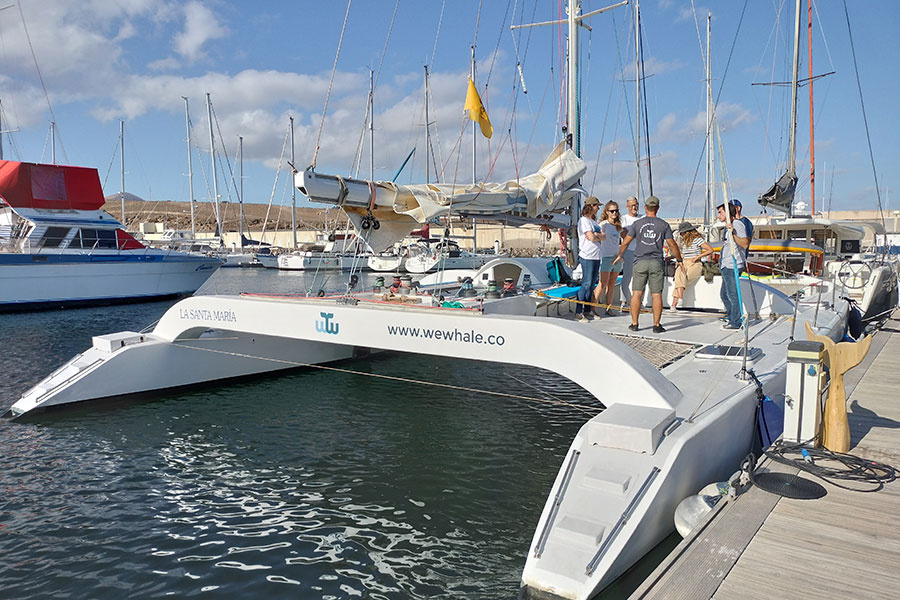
[585, 466, 661, 576]
[533, 448, 581, 558]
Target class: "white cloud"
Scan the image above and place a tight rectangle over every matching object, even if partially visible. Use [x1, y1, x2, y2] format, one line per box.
[147, 57, 180, 71]
[173, 1, 227, 63]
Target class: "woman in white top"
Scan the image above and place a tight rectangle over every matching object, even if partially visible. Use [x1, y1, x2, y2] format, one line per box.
[671, 221, 713, 310]
[575, 196, 605, 322]
[593, 201, 624, 316]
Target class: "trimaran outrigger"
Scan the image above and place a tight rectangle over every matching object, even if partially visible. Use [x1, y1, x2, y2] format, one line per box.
[5, 2, 865, 599]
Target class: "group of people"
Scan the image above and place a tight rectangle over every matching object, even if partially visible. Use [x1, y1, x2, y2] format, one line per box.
[574, 194, 753, 332]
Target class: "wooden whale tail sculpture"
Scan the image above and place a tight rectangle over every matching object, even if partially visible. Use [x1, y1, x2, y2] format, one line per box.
[804, 322, 871, 452]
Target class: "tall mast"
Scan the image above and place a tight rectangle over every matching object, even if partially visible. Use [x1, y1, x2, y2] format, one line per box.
[705, 12, 714, 229]
[182, 96, 196, 238]
[205, 93, 221, 237]
[566, 4, 578, 156]
[50, 121, 56, 164]
[512, 1, 626, 259]
[238, 135, 244, 250]
[788, 0, 802, 179]
[0, 99, 4, 160]
[290, 116, 296, 249]
[424, 65, 430, 184]
[471, 46, 477, 183]
[634, 0, 640, 198]
[807, 0, 816, 213]
[369, 68, 375, 181]
[120, 120, 126, 227]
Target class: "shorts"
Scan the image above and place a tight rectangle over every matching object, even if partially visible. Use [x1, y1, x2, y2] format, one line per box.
[599, 256, 623, 273]
[631, 258, 665, 295]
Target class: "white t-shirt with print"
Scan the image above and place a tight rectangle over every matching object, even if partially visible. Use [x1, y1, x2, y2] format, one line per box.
[578, 216, 602, 260]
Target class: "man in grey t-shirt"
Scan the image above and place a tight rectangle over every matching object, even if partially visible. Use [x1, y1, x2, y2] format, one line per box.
[613, 196, 683, 333]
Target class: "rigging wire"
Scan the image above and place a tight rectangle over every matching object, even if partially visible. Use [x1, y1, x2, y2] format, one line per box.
[841, 0, 887, 244]
[17, 2, 67, 164]
[179, 341, 601, 415]
[312, 0, 352, 169]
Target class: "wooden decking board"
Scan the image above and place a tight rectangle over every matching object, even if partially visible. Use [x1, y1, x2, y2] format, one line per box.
[632, 312, 900, 600]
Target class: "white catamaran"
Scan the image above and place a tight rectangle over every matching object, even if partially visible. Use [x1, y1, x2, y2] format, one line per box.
[5, 2, 860, 600]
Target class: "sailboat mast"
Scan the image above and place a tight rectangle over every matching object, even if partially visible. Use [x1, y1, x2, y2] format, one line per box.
[238, 135, 244, 250]
[0, 99, 3, 161]
[290, 116, 297, 249]
[788, 0, 802, 179]
[182, 96, 196, 239]
[807, 0, 816, 213]
[634, 0, 640, 198]
[205, 93, 221, 237]
[50, 121, 56, 165]
[120, 120, 126, 227]
[369, 69, 375, 181]
[705, 12, 712, 229]
[471, 46, 477, 183]
[424, 65, 430, 184]
[567, 4, 578, 156]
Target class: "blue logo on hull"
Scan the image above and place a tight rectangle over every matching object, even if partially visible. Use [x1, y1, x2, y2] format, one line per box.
[315, 312, 340, 335]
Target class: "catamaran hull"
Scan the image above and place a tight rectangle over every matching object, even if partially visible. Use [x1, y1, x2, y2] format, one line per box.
[0, 256, 220, 311]
[8, 329, 358, 416]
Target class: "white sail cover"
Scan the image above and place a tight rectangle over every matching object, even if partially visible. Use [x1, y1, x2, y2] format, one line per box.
[297, 142, 586, 251]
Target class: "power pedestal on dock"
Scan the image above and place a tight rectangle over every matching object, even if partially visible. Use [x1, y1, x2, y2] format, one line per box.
[784, 340, 826, 444]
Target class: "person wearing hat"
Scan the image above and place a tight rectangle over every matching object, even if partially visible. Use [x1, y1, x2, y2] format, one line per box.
[731, 198, 755, 241]
[612, 195, 683, 333]
[618, 196, 643, 309]
[717, 201, 751, 329]
[671, 221, 713, 311]
[574, 195, 606, 322]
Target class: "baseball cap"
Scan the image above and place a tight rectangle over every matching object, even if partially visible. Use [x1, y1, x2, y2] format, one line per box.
[645, 195, 660, 208]
[584, 196, 601, 206]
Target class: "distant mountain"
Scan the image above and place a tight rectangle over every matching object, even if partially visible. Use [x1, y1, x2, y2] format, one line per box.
[104, 191, 148, 204]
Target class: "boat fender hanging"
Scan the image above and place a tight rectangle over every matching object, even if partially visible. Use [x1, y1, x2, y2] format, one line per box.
[317, 289, 326, 297]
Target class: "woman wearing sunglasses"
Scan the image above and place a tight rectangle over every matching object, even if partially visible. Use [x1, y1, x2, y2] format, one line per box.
[593, 201, 624, 316]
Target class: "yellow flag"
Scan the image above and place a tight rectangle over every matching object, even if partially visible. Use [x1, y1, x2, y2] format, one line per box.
[464, 77, 493, 139]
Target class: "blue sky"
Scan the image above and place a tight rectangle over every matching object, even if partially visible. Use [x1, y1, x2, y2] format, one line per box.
[0, 0, 896, 223]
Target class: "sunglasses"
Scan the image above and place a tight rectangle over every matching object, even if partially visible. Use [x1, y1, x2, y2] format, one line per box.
[608, 209, 619, 213]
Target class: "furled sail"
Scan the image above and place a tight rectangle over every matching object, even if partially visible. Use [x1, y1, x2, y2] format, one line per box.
[296, 141, 586, 251]
[757, 171, 797, 214]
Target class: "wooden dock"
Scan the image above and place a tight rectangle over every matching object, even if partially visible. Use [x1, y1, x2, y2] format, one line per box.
[630, 313, 900, 600]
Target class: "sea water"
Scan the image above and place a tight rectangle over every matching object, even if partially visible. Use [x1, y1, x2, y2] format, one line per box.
[0, 268, 611, 599]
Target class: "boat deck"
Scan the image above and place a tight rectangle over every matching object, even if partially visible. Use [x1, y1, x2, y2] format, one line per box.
[629, 311, 900, 600]
[567, 306, 787, 371]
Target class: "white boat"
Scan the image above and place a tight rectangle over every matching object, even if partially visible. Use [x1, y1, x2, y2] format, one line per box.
[709, 217, 899, 320]
[403, 238, 498, 274]
[0, 160, 220, 311]
[4, 258, 849, 595]
[1, 3, 857, 599]
[277, 232, 370, 272]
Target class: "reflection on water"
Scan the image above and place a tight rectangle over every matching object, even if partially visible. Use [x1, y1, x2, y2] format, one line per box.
[0, 269, 608, 599]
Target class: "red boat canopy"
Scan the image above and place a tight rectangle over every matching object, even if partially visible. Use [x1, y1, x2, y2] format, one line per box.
[0, 160, 106, 211]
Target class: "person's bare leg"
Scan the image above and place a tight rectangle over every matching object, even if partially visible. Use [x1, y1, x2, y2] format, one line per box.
[652, 293, 663, 326]
[672, 287, 684, 309]
[630, 291, 642, 326]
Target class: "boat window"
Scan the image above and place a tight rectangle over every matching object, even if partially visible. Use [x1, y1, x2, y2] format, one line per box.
[79, 228, 119, 249]
[786, 229, 808, 242]
[40, 226, 71, 248]
[812, 229, 826, 250]
[757, 229, 782, 240]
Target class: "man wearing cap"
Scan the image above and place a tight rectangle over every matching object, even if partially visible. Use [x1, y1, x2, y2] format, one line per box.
[619, 196, 643, 309]
[613, 195, 683, 333]
[717, 201, 751, 329]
